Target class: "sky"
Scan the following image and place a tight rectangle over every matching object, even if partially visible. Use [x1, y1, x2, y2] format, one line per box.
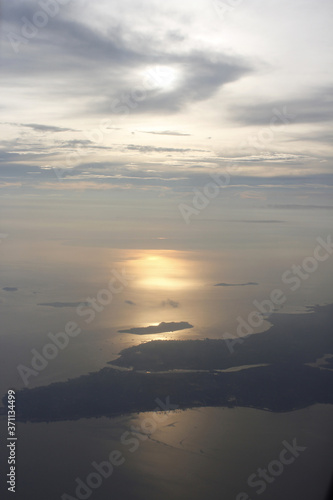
[1, 0, 333, 205]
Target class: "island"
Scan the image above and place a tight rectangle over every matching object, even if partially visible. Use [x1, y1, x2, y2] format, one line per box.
[118, 321, 193, 335]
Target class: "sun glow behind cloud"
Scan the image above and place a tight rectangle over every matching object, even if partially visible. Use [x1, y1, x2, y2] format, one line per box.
[142, 65, 181, 92]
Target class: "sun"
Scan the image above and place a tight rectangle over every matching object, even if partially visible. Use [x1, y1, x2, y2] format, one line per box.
[143, 65, 179, 91]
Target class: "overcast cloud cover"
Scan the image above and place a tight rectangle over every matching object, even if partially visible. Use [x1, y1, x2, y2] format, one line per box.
[1, 0, 333, 202]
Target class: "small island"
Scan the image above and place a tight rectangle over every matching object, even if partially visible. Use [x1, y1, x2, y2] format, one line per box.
[118, 321, 193, 335]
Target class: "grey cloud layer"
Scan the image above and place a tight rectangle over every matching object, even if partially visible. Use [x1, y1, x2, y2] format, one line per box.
[230, 87, 333, 126]
[141, 131, 191, 136]
[3, 2, 250, 115]
[2, 154, 333, 194]
[1, 0, 332, 193]
[38, 302, 90, 308]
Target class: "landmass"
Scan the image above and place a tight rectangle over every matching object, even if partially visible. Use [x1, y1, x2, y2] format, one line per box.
[10, 364, 333, 422]
[6, 304, 333, 422]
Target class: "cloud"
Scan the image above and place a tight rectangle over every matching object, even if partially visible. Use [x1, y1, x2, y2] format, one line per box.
[2, 287, 18, 292]
[125, 145, 204, 153]
[2, 2, 250, 117]
[161, 299, 180, 308]
[0, 150, 55, 163]
[227, 220, 285, 224]
[230, 87, 333, 126]
[17, 123, 76, 133]
[141, 130, 191, 136]
[214, 282, 258, 287]
[38, 302, 90, 308]
[268, 204, 333, 210]
[91, 53, 250, 115]
[286, 132, 333, 146]
[216, 153, 312, 163]
[1, 0, 332, 194]
[3, 2, 142, 71]
[1, 152, 333, 193]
